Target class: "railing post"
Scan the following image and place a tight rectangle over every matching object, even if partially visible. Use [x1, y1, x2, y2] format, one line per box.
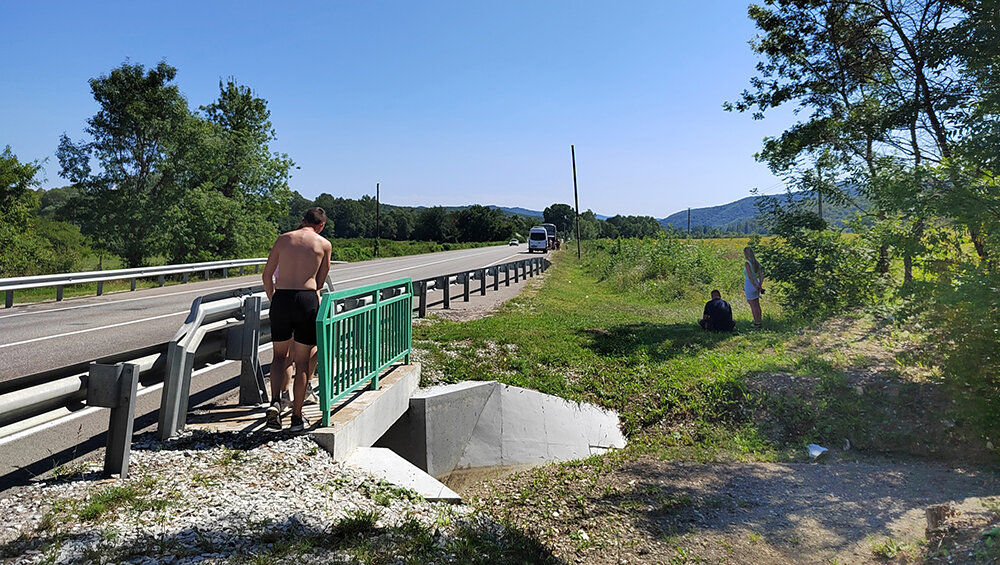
[505, 265, 510, 287]
[463, 272, 471, 302]
[158, 275, 165, 287]
[479, 268, 487, 296]
[418, 281, 428, 318]
[372, 290, 381, 390]
[130, 278, 136, 292]
[87, 362, 140, 478]
[183, 273, 190, 283]
[493, 267, 499, 291]
[203, 270, 210, 281]
[513, 263, 520, 283]
[4, 290, 12, 308]
[239, 296, 268, 405]
[442, 277, 451, 309]
[97, 281, 104, 296]
[56, 285, 64, 302]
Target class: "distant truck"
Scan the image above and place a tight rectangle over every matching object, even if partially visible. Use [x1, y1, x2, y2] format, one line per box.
[539, 223, 557, 249]
[528, 227, 549, 253]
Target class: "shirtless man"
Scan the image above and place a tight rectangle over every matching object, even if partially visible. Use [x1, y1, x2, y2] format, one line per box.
[262, 207, 332, 431]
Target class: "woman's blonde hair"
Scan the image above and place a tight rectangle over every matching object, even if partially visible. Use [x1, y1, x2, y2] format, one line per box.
[744, 246, 761, 277]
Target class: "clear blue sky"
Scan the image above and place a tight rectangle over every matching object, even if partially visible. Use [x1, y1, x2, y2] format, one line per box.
[1, 1, 796, 218]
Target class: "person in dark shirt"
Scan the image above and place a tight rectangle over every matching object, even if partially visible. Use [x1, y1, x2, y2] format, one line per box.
[699, 290, 735, 331]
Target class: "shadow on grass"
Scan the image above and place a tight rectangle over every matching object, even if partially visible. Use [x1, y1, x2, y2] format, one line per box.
[0, 510, 564, 564]
[578, 321, 745, 363]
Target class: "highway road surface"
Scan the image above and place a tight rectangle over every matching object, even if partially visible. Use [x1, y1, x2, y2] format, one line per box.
[0, 244, 534, 490]
[0, 244, 528, 383]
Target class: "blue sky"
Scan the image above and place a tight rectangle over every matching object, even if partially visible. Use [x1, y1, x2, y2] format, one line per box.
[1, 1, 796, 218]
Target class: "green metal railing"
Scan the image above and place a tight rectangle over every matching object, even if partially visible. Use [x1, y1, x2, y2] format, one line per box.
[315, 278, 413, 426]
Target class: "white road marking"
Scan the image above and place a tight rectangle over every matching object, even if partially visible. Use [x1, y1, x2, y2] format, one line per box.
[0, 247, 504, 321]
[0, 311, 186, 349]
[0, 281, 258, 320]
[0, 247, 511, 348]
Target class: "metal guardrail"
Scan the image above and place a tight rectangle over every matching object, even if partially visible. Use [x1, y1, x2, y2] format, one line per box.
[412, 256, 550, 317]
[0, 258, 269, 308]
[315, 279, 413, 427]
[0, 255, 553, 452]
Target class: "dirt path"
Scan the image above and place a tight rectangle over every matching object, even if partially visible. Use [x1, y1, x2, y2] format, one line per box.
[468, 455, 1000, 564]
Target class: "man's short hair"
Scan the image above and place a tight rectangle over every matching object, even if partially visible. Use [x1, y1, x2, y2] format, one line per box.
[303, 207, 326, 226]
[710, 289, 722, 298]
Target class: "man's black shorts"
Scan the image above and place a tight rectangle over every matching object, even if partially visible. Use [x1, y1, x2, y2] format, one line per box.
[269, 289, 319, 346]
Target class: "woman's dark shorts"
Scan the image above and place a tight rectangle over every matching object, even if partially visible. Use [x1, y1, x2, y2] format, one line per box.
[269, 289, 319, 346]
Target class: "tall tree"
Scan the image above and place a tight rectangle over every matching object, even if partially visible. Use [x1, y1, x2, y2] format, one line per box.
[160, 79, 293, 262]
[543, 203, 576, 235]
[58, 61, 189, 267]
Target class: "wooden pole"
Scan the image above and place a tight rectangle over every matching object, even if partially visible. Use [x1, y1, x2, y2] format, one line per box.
[572, 145, 581, 259]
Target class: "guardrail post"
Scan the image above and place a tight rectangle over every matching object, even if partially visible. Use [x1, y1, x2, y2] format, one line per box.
[87, 362, 140, 478]
[203, 270, 210, 281]
[4, 290, 11, 308]
[239, 296, 268, 405]
[463, 273, 471, 302]
[513, 263, 520, 283]
[418, 281, 428, 318]
[183, 273, 190, 283]
[158, 275, 165, 287]
[442, 277, 451, 309]
[56, 285, 64, 302]
[505, 265, 510, 287]
[493, 267, 499, 291]
[159, 341, 192, 440]
[479, 269, 487, 296]
[97, 281, 104, 296]
[223, 268, 228, 278]
[130, 278, 136, 292]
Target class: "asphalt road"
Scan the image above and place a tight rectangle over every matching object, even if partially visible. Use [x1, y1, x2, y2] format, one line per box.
[0, 244, 528, 383]
[0, 244, 534, 490]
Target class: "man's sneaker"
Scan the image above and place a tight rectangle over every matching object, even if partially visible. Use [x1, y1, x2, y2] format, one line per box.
[265, 402, 282, 431]
[289, 414, 310, 432]
[279, 390, 292, 410]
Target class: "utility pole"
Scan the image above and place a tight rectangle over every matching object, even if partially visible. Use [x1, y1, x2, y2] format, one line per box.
[572, 145, 581, 260]
[375, 183, 380, 257]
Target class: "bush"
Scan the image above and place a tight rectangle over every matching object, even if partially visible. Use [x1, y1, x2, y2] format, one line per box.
[913, 266, 1000, 434]
[584, 237, 743, 302]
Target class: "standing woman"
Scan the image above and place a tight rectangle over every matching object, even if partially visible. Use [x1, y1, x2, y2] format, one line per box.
[743, 246, 764, 327]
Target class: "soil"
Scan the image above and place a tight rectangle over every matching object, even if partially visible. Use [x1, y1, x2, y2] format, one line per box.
[467, 457, 1000, 564]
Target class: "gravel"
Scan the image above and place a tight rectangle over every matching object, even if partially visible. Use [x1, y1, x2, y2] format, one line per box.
[0, 430, 481, 564]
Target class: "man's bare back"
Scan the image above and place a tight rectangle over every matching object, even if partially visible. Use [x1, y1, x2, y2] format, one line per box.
[263, 226, 332, 299]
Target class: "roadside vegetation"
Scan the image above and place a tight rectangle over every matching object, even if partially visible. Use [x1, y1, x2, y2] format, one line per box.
[415, 235, 1000, 563]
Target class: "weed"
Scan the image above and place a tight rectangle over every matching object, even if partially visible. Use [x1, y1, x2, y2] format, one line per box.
[870, 536, 905, 558]
[216, 446, 248, 466]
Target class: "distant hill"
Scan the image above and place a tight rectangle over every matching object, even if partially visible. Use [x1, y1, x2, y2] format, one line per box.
[405, 204, 612, 221]
[660, 191, 865, 232]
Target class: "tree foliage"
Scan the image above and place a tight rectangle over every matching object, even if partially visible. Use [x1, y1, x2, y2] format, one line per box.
[58, 63, 292, 266]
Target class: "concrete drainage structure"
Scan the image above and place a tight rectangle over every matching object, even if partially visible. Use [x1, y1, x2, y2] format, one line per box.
[376, 380, 627, 490]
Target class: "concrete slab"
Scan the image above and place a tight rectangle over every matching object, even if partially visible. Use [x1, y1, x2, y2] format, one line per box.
[456, 382, 502, 469]
[347, 447, 461, 503]
[310, 364, 420, 461]
[421, 381, 495, 477]
[379, 380, 626, 482]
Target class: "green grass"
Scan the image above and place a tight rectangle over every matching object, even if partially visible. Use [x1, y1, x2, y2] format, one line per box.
[415, 238, 926, 460]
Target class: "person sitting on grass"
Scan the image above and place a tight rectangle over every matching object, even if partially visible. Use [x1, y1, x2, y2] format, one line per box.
[698, 289, 735, 332]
